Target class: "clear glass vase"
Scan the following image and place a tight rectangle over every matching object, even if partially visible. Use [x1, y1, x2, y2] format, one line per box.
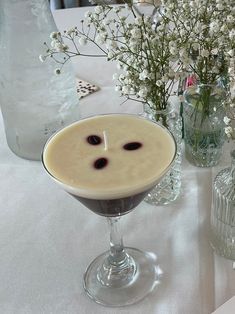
[0, 0, 79, 160]
[183, 84, 225, 167]
[143, 102, 182, 205]
[210, 150, 235, 260]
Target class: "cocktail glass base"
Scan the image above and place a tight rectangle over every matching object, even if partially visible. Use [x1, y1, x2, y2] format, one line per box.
[83, 247, 160, 307]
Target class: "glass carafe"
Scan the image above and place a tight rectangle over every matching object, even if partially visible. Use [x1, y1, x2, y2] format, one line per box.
[210, 150, 235, 260]
[0, 0, 79, 160]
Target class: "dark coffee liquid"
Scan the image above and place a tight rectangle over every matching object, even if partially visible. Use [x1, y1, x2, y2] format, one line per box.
[70, 189, 150, 217]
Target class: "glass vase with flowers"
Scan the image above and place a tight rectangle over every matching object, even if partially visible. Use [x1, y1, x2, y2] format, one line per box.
[163, 0, 234, 167]
[210, 93, 235, 261]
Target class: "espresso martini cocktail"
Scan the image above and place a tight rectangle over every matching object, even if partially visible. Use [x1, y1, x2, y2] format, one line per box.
[42, 113, 176, 307]
[43, 114, 175, 214]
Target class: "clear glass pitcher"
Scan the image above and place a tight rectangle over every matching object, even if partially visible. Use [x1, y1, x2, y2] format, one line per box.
[0, 0, 79, 160]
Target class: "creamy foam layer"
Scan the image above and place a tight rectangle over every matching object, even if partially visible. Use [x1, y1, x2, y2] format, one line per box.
[43, 114, 176, 199]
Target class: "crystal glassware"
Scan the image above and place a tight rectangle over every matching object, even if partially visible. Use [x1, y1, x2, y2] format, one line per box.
[42, 113, 176, 306]
[183, 84, 226, 167]
[0, 0, 79, 160]
[143, 102, 182, 205]
[210, 150, 235, 260]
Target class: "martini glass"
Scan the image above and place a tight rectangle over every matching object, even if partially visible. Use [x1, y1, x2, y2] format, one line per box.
[42, 114, 176, 307]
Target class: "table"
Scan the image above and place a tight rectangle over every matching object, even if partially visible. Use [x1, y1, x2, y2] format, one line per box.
[0, 6, 235, 314]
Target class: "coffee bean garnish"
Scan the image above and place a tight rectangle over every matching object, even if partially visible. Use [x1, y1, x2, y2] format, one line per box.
[87, 135, 102, 145]
[94, 158, 108, 169]
[123, 142, 142, 151]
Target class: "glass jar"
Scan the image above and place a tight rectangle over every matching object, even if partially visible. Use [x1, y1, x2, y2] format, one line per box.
[143, 102, 182, 205]
[210, 150, 235, 260]
[183, 84, 226, 167]
[0, 0, 79, 160]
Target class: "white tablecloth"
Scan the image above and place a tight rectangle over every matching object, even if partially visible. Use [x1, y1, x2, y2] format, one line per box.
[0, 6, 235, 314]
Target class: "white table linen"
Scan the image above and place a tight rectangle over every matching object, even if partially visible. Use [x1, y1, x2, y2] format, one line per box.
[0, 6, 235, 314]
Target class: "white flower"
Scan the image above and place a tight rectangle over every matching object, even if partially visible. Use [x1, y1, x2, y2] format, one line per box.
[216, 3, 223, 10]
[162, 75, 169, 83]
[139, 69, 148, 80]
[220, 24, 227, 33]
[179, 49, 187, 57]
[84, 11, 92, 19]
[94, 5, 102, 14]
[225, 126, 233, 135]
[51, 39, 59, 48]
[119, 74, 125, 80]
[211, 48, 218, 55]
[107, 51, 114, 59]
[39, 54, 46, 62]
[115, 85, 121, 92]
[227, 49, 234, 57]
[113, 6, 121, 14]
[134, 17, 142, 25]
[52, 41, 69, 52]
[116, 61, 123, 70]
[138, 87, 148, 98]
[122, 85, 130, 94]
[201, 49, 209, 58]
[180, 29, 186, 37]
[67, 28, 75, 36]
[212, 66, 220, 74]
[192, 42, 200, 50]
[210, 21, 220, 33]
[224, 116, 231, 125]
[78, 36, 87, 46]
[112, 73, 119, 80]
[229, 29, 235, 40]
[50, 32, 59, 39]
[156, 80, 162, 87]
[227, 15, 233, 23]
[95, 34, 106, 45]
[103, 18, 111, 26]
[130, 27, 141, 38]
[170, 47, 178, 55]
[106, 40, 117, 50]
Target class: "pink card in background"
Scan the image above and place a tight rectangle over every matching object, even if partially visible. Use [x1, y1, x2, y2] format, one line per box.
[76, 78, 100, 99]
[212, 296, 235, 314]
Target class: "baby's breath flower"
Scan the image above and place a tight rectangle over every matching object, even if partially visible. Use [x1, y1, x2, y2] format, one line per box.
[107, 51, 114, 59]
[122, 85, 130, 95]
[224, 116, 231, 125]
[39, 54, 46, 62]
[42, 0, 234, 116]
[201, 49, 210, 58]
[94, 5, 102, 14]
[50, 32, 59, 39]
[139, 70, 148, 81]
[78, 37, 87, 46]
[138, 87, 148, 98]
[225, 126, 233, 135]
[84, 11, 92, 19]
[112, 73, 119, 80]
[115, 85, 121, 92]
[50, 39, 58, 48]
[67, 28, 76, 36]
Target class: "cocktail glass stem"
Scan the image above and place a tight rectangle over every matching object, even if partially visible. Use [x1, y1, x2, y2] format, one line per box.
[97, 217, 137, 287]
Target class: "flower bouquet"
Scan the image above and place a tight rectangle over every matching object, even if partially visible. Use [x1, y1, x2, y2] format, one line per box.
[163, 0, 235, 166]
